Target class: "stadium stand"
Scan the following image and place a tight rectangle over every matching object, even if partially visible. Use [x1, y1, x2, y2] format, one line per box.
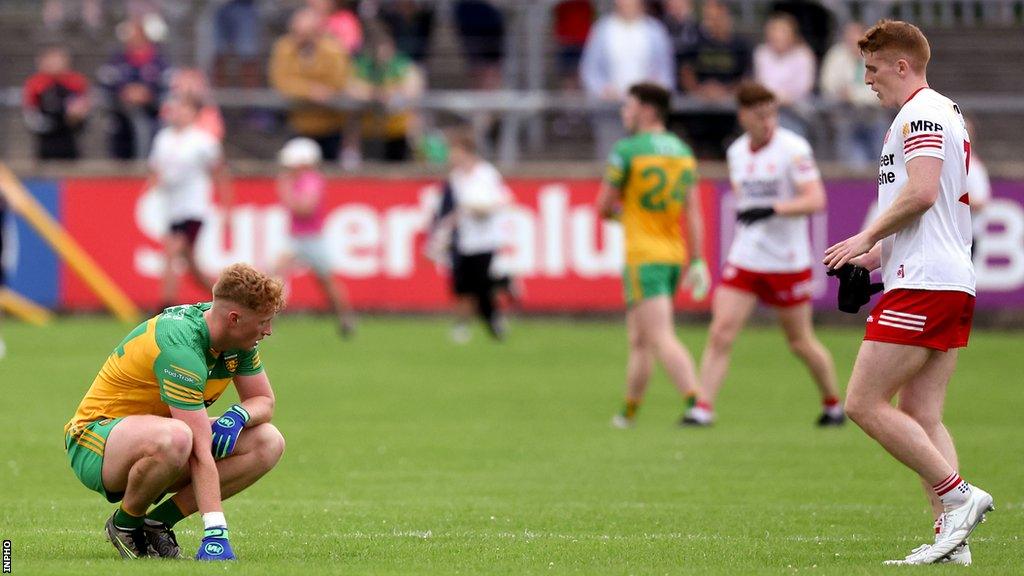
[1, 0, 1023, 164]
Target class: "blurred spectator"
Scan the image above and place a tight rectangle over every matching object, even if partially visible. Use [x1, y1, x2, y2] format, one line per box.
[453, 0, 506, 91]
[753, 12, 816, 135]
[309, 0, 363, 55]
[96, 19, 169, 159]
[269, 8, 351, 162]
[428, 129, 511, 343]
[42, 0, 102, 33]
[677, 0, 750, 158]
[662, 0, 700, 70]
[379, 0, 435, 63]
[580, 0, 674, 157]
[964, 116, 992, 262]
[349, 24, 425, 162]
[679, 2, 749, 98]
[819, 21, 886, 167]
[22, 45, 91, 160]
[168, 68, 225, 141]
[553, 0, 595, 89]
[211, 0, 263, 88]
[146, 94, 232, 309]
[274, 137, 357, 337]
[769, 0, 835, 60]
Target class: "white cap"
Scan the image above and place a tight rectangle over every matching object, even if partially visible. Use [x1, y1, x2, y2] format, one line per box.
[279, 137, 323, 168]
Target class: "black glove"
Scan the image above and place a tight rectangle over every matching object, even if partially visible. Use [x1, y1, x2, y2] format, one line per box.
[827, 264, 884, 314]
[736, 207, 775, 224]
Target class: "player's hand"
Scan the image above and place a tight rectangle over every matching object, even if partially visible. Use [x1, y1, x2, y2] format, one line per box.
[210, 404, 249, 459]
[684, 258, 711, 302]
[736, 207, 775, 224]
[823, 231, 874, 271]
[826, 264, 883, 314]
[195, 526, 236, 561]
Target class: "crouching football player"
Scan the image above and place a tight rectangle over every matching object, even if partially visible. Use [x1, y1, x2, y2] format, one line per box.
[63, 263, 287, 560]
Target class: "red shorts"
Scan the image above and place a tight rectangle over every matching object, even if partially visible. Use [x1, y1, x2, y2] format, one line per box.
[864, 289, 975, 352]
[720, 265, 814, 308]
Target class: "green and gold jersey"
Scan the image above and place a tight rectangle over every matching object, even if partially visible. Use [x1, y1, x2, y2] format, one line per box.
[605, 131, 698, 266]
[65, 302, 264, 437]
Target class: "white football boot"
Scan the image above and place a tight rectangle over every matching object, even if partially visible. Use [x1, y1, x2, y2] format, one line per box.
[884, 542, 971, 566]
[887, 486, 993, 565]
[610, 414, 634, 429]
[680, 405, 713, 426]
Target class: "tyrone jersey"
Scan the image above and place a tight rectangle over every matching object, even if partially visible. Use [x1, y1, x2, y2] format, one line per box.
[606, 131, 698, 265]
[725, 128, 821, 273]
[876, 87, 974, 295]
[65, 302, 264, 438]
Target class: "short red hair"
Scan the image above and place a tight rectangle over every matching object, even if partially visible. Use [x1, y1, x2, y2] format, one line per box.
[858, 19, 931, 73]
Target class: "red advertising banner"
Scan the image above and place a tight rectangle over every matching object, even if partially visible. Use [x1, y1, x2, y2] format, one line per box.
[60, 178, 720, 312]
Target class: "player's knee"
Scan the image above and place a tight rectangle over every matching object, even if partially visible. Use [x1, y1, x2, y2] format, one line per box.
[843, 395, 872, 427]
[707, 324, 736, 353]
[628, 330, 648, 352]
[149, 420, 193, 464]
[786, 336, 814, 358]
[252, 424, 286, 470]
[898, 402, 939, 429]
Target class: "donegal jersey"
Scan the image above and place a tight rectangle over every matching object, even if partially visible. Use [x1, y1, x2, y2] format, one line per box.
[606, 131, 698, 265]
[65, 303, 264, 437]
[877, 87, 974, 295]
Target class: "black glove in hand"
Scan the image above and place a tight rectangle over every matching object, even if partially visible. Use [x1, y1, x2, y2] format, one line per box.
[736, 207, 775, 224]
[827, 264, 884, 314]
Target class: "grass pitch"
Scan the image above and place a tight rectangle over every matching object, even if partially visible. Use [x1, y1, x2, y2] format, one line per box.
[0, 316, 1020, 575]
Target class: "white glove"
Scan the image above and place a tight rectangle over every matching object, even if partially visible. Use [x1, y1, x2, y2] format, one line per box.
[684, 258, 710, 302]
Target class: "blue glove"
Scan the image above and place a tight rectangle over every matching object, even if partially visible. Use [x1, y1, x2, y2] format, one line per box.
[195, 526, 236, 561]
[210, 404, 249, 459]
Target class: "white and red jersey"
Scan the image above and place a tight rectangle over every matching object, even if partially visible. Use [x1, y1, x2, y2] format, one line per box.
[725, 128, 821, 272]
[876, 87, 974, 295]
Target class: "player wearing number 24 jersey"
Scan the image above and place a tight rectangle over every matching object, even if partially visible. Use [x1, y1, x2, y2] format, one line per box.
[823, 20, 992, 566]
[596, 83, 709, 429]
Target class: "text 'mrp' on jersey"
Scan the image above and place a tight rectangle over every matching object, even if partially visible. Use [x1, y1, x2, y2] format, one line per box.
[65, 302, 264, 437]
[725, 127, 821, 273]
[605, 131, 698, 266]
[877, 87, 975, 295]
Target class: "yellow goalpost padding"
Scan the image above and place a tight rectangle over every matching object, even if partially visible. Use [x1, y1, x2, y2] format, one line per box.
[0, 163, 141, 323]
[0, 287, 54, 326]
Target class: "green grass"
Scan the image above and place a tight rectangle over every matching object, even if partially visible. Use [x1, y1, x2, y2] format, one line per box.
[0, 316, 1020, 575]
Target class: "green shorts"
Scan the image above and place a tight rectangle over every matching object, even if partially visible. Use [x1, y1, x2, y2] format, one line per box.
[623, 263, 681, 306]
[64, 417, 125, 503]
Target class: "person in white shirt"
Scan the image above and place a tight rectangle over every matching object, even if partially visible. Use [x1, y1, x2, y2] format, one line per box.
[824, 20, 993, 566]
[963, 117, 991, 262]
[430, 130, 510, 343]
[683, 82, 842, 428]
[147, 94, 233, 309]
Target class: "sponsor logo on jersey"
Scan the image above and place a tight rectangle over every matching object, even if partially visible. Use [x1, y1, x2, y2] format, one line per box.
[225, 354, 239, 373]
[163, 368, 196, 384]
[897, 264, 905, 279]
[906, 120, 943, 135]
[877, 153, 896, 186]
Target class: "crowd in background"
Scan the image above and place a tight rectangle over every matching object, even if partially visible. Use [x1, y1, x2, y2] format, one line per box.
[23, 0, 896, 167]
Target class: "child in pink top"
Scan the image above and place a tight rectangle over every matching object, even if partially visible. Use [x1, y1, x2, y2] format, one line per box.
[276, 137, 357, 337]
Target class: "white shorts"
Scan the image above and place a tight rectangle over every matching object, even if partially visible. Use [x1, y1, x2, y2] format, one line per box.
[291, 235, 330, 274]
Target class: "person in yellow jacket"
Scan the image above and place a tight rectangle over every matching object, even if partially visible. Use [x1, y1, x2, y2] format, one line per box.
[269, 7, 350, 161]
